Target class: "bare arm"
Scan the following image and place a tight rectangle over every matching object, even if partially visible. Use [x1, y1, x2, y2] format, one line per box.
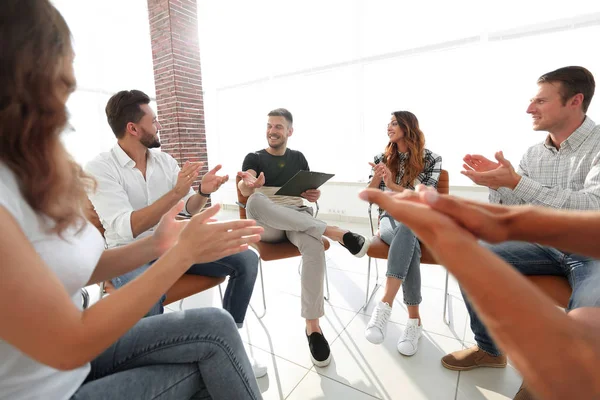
[87, 203, 190, 285]
[87, 236, 158, 285]
[508, 207, 600, 256]
[130, 190, 183, 237]
[436, 235, 599, 400]
[359, 189, 600, 400]
[183, 193, 208, 215]
[0, 204, 262, 371]
[415, 191, 600, 258]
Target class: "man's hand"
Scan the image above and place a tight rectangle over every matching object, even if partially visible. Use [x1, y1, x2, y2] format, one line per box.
[237, 171, 265, 189]
[461, 151, 521, 190]
[200, 164, 229, 194]
[174, 161, 204, 198]
[463, 154, 500, 172]
[301, 189, 320, 203]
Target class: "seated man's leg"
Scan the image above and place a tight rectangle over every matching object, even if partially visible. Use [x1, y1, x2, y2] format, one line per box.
[111, 261, 166, 317]
[246, 192, 326, 240]
[286, 230, 331, 367]
[443, 241, 565, 370]
[185, 250, 259, 328]
[246, 192, 370, 257]
[286, 231, 326, 320]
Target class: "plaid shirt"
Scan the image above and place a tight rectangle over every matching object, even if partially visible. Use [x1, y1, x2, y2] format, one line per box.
[490, 117, 600, 210]
[370, 148, 443, 215]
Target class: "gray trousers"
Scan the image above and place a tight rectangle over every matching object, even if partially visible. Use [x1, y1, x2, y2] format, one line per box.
[245, 192, 327, 319]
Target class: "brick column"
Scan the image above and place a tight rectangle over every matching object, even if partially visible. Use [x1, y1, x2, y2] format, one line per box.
[147, 0, 207, 192]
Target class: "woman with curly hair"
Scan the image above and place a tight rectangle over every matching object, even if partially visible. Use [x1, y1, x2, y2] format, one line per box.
[364, 111, 442, 356]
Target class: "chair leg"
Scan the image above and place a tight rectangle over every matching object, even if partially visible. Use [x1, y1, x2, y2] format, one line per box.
[364, 257, 371, 308]
[177, 280, 225, 312]
[99, 281, 105, 300]
[443, 269, 450, 326]
[363, 257, 382, 310]
[81, 288, 90, 309]
[252, 259, 267, 319]
[324, 266, 330, 301]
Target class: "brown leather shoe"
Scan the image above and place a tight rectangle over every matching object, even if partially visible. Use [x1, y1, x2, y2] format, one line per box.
[513, 383, 537, 400]
[441, 345, 507, 371]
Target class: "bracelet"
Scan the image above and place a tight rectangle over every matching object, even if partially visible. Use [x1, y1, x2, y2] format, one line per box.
[198, 188, 211, 198]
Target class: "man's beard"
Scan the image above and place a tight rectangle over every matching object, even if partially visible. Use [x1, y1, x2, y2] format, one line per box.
[140, 127, 161, 149]
[268, 137, 285, 149]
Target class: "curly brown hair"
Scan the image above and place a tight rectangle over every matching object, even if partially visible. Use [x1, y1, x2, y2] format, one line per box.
[0, 0, 93, 234]
[383, 111, 425, 188]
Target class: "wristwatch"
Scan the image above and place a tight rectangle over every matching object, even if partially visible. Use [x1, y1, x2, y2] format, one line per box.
[198, 188, 211, 198]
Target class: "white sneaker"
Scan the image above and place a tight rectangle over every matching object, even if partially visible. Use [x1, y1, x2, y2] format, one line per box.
[242, 342, 268, 378]
[247, 354, 268, 378]
[365, 302, 392, 344]
[397, 318, 422, 356]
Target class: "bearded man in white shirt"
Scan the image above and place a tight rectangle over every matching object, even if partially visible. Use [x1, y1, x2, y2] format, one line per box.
[86, 90, 267, 378]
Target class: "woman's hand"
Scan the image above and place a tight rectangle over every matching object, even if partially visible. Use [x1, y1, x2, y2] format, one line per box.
[175, 204, 264, 264]
[368, 162, 385, 181]
[381, 165, 396, 189]
[369, 162, 397, 190]
[152, 201, 220, 258]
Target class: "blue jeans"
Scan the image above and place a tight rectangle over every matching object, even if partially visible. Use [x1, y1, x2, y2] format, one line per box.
[71, 308, 262, 399]
[379, 213, 422, 306]
[465, 241, 600, 356]
[111, 250, 259, 327]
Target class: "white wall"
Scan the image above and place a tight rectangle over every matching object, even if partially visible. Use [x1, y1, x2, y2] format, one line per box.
[197, 0, 600, 217]
[53, 0, 600, 220]
[52, 0, 156, 166]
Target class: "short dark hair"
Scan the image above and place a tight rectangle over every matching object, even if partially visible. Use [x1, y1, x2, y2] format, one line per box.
[105, 90, 151, 138]
[268, 108, 293, 127]
[537, 66, 595, 113]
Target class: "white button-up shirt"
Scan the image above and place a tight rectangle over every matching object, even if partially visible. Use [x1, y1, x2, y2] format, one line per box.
[490, 117, 600, 210]
[85, 144, 195, 248]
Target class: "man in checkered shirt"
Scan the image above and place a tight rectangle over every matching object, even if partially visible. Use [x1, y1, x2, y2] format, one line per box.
[441, 66, 600, 379]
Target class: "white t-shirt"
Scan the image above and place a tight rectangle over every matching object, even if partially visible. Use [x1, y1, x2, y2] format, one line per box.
[0, 163, 104, 400]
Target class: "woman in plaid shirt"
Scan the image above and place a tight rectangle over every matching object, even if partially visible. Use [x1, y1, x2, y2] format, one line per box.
[364, 111, 442, 356]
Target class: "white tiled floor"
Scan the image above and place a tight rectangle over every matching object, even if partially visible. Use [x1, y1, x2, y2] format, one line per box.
[92, 209, 522, 400]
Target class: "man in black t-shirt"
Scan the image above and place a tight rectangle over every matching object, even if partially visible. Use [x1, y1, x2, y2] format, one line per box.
[238, 108, 370, 368]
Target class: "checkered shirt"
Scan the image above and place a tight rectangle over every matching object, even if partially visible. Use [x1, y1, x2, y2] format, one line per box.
[370, 148, 443, 215]
[490, 117, 600, 210]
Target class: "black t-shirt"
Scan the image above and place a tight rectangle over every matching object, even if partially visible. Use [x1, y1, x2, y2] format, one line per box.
[241, 149, 309, 187]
